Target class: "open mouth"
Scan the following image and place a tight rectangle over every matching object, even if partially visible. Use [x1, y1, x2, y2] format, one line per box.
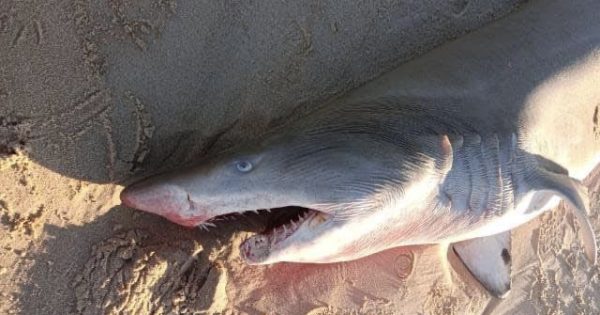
[240, 207, 330, 264]
[202, 207, 331, 264]
[119, 183, 332, 261]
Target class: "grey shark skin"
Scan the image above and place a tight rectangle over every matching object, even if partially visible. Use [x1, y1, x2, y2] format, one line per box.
[121, 0, 600, 298]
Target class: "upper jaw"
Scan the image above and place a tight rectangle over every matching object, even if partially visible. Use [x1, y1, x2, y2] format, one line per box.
[120, 182, 211, 225]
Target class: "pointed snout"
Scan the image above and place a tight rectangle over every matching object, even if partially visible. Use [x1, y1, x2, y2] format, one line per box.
[120, 181, 208, 227]
[120, 182, 186, 214]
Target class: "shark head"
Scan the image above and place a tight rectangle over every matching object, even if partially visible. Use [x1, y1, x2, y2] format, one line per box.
[121, 104, 452, 264]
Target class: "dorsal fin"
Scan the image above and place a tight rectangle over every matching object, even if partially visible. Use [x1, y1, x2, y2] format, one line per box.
[452, 231, 512, 298]
[530, 155, 597, 264]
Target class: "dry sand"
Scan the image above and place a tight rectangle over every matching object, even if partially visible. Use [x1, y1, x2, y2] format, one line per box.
[2, 0, 599, 314]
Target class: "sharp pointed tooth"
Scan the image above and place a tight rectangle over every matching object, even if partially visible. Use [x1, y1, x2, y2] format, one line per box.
[266, 208, 271, 213]
[205, 222, 216, 228]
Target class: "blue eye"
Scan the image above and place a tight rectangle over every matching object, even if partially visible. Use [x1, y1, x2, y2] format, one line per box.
[236, 161, 253, 173]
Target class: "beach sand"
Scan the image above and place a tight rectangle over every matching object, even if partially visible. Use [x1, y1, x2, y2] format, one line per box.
[2, 0, 599, 314]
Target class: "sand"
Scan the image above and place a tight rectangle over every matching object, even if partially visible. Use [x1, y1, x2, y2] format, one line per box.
[2, 0, 599, 314]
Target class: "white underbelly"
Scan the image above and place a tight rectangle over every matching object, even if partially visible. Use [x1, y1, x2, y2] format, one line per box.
[444, 191, 562, 244]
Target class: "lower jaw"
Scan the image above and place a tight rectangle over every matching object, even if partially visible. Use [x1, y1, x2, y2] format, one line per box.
[239, 208, 318, 264]
[164, 207, 323, 263]
[239, 235, 271, 264]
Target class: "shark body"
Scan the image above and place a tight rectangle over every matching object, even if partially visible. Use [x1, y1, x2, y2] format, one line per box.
[121, 0, 600, 298]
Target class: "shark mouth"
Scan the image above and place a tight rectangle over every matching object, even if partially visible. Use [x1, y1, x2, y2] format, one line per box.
[231, 207, 331, 264]
[118, 181, 333, 263]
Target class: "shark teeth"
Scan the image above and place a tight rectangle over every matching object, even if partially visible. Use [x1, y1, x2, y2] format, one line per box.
[245, 211, 315, 250]
[239, 209, 333, 263]
[263, 210, 320, 247]
[199, 208, 290, 231]
[197, 220, 217, 231]
[240, 208, 273, 216]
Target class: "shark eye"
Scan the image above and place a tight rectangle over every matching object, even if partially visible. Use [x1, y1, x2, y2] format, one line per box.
[235, 160, 253, 173]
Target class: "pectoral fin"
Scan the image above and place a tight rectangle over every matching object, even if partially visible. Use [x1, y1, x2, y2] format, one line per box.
[530, 155, 597, 264]
[452, 231, 512, 298]
[539, 174, 597, 263]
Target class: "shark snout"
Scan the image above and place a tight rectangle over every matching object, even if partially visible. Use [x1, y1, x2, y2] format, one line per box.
[120, 182, 208, 227]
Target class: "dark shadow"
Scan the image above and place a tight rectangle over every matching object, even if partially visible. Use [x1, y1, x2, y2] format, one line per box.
[1, 0, 528, 184]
